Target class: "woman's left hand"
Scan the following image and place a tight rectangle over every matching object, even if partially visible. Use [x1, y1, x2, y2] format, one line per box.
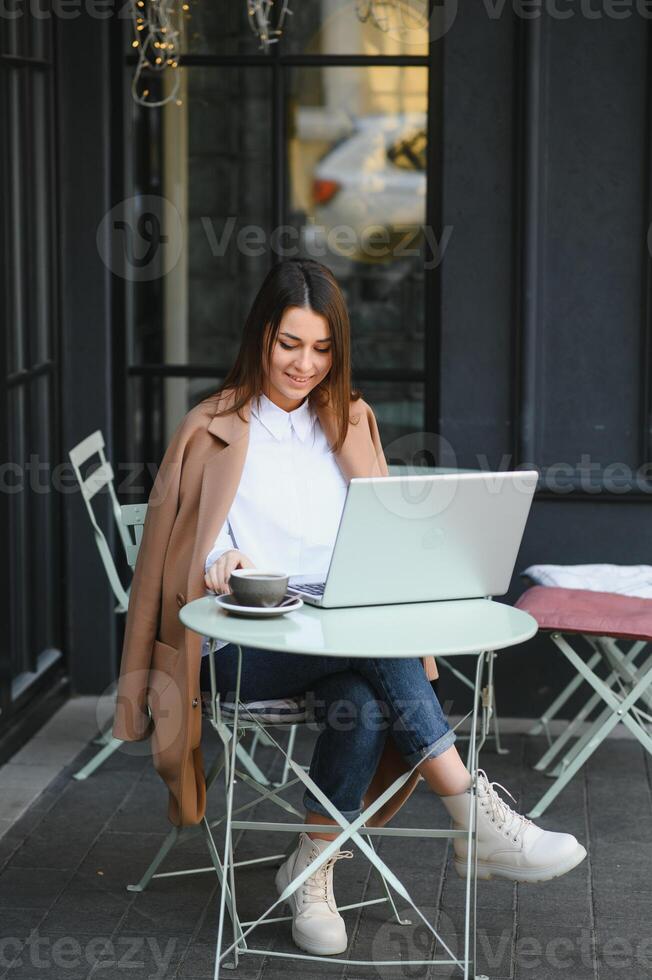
[204, 549, 255, 594]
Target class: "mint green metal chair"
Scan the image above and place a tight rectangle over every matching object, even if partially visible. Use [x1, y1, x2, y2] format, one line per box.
[180, 649, 422, 973]
[69, 432, 134, 779]
[516, 584, 652, 817]
[126, 642, 416, 968]
[120, 502, 300, 790]
[71, 501, 150, 779]
[123, 506, 311, 898]
[125, 674, 315, 902]
[120, 501, 148, 570]
[69, 430, 132, 613]
[524, 570, 652, 759]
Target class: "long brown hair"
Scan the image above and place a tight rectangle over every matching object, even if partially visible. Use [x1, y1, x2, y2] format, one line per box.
[210, 258, 362, 453]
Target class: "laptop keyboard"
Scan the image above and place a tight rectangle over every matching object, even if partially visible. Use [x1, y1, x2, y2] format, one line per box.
[297, 582, 326, 596]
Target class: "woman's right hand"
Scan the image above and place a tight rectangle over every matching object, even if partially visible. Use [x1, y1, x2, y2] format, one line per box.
[204, 550, 255, 595]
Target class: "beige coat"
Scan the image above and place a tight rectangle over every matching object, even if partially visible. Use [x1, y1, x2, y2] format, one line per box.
[112, 388, 438, 827]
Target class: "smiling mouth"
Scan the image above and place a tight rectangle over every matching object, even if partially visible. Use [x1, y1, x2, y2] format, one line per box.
[286, 373, 313, 383]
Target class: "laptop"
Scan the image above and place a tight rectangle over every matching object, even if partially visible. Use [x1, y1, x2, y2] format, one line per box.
[287, 470, 539, 608]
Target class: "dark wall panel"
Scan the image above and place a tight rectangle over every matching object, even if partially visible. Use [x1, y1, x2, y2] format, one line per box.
[58, 12, 117, 695]
[440, 6, 517, 470]
[539, 19, 648, 471]
[436, 13, 652, 718]
[520, 498, 652, 571]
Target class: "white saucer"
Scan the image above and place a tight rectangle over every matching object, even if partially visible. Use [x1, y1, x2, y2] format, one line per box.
[214, 593, 303, 618]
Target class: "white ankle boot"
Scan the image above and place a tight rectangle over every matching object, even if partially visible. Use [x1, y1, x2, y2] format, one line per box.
[440, 769, 587, 882]
[275, 833, 353, 955]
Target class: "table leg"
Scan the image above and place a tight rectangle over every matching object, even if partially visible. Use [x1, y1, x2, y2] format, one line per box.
[211, 647, 494, 979]
[214, 644, 245, 977]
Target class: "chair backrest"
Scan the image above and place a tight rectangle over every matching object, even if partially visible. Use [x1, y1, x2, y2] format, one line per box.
[120, 503, 148, 571]
[68, 430, 130, 612]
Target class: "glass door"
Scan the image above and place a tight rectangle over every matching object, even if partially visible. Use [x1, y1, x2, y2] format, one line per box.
[0, 4, 65, 740]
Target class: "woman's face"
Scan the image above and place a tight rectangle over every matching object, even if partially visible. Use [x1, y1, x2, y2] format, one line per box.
[262, 306, 333, 412]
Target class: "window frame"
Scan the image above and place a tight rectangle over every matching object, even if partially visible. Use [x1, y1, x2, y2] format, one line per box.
[118, 2, 443, 486]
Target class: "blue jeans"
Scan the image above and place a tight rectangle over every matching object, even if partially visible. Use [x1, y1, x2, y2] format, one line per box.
[199, 646, 455, 822]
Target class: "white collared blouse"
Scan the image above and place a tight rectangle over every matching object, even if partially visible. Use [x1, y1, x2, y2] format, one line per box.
[203, 391, 348, 641]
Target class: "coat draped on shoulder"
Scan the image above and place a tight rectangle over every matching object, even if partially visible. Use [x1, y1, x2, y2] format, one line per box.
[112, 387, 438, 827]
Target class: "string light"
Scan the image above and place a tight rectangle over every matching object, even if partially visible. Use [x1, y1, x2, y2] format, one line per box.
[354, 0, 429, 36]
[131, 1, 296, 109]
[246, 0, 293, 52]
[129, 0, 186, 107]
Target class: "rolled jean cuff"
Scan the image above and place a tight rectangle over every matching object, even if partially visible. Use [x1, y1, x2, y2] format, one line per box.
[402, 727, 457, 768]
[302, 791, 361, 824]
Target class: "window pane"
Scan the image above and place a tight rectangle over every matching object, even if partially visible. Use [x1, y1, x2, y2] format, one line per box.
[284, 0, 429, 56]
[3, 5, 54, 60]
[7, 384, 28, 674]
[127, 376, 424, 495]
[287, 65, 428, 373]
[28, 371, 60, 663]
[0, 21, 62, 727]
[29, 8, 53, 61]
[125, 375, 224, 501]
[7, 376, 61, 677]
[29, 69, 53, 363]
[180, 0, 429, 56]
[8, 67, 26, 373]
[179, 0, 258, 56]
[5, 2, 28, 58]
[128, 66, 273, 367]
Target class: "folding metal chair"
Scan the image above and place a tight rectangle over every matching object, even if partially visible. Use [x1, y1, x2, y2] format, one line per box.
[125, 678, 313, 899]
[69, 431, 132, 780]
[123, 507, 310, 895]
[515, 585, 652, 818]
[435, 653, 509, 756]
[525, 565, 652, 748]
[69, 430, 132, 614]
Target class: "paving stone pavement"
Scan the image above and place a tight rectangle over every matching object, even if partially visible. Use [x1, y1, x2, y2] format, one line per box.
[0, 723, 650, 980]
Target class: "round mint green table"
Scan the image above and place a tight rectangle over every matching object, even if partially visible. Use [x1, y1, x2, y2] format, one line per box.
[179, 595, 538, 980]
[179, 595, 537, 658]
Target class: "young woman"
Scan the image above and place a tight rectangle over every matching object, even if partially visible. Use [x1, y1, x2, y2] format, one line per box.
[199, 258, 586, 957]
